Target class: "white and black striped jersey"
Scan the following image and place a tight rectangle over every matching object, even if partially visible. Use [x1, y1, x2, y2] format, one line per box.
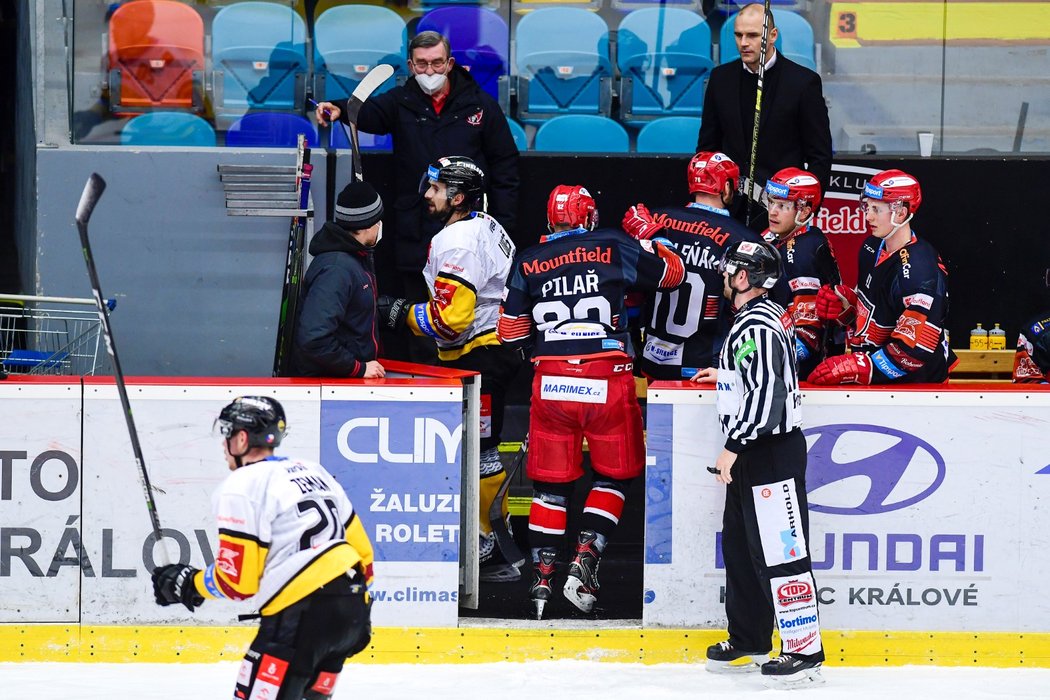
[716, 295, 802, 451]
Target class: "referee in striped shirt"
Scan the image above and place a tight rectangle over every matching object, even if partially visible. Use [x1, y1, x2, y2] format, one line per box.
[692, 240, 824, 685]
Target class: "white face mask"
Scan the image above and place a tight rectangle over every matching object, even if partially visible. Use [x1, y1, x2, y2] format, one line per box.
[416, 72, 448, 95]
[373, 221, 383, 245]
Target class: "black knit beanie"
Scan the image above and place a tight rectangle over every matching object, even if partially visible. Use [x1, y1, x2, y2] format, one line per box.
[334, 181, 384, 230]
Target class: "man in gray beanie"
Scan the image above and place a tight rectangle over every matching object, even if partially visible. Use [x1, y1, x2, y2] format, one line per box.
[291, 181, 386, 378]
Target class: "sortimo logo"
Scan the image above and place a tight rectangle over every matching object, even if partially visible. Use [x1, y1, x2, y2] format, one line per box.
[804, 424, 946, 515]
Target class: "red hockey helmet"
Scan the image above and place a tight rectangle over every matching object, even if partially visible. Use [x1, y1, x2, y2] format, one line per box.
[863, 169, 922, 213]
[765, 167, 822, 208]
[547, 185, 598, 230]
[688, 152, 739, 196]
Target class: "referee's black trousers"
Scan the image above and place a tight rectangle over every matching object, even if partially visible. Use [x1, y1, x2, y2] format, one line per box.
[721, 429, 824, 662]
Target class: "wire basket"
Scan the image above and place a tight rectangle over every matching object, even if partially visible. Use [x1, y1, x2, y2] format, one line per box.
[0, 294, 115, 377]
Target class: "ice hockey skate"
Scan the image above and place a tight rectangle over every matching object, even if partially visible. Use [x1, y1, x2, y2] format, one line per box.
[705, 640, 770, 674]
[479, 532, 521, 582]
[529, 547, 558, 620]
[563, 530, 601, 613]
[760, 653, 825, 687]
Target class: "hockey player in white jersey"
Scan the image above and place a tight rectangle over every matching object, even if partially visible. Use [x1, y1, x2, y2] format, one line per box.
[377, 156, 522, 582]
[151, 396, 374, 699]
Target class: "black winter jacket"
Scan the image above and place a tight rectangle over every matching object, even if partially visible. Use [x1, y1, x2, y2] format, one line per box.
[338, 66, 520, 272]
[291, 223, 380, 377]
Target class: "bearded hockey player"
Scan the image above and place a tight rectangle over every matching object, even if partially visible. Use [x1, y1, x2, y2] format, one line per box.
[810, 169, 954, 384]
[376, 156, 522, 582]
[151, 396, 374, 699]
[761, 167, 842, 379]
[621, 151, 763, 380]
[498, 184, 684, 619]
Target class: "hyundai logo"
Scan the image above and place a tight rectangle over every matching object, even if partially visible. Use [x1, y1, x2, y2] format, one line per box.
[804, 424, 946, 515]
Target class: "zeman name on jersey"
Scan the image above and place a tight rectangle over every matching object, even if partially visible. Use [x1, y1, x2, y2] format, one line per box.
[499, 227, 683, 361]
[641, 205, 762, 379]
[851, 233, 952, 383]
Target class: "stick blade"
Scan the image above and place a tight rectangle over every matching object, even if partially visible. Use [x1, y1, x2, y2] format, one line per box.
[76, 173, 107, 225]
[351, 64, 395, 103]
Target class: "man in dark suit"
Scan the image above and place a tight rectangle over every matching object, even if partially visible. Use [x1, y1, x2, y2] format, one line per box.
[697, 4, 832, 232]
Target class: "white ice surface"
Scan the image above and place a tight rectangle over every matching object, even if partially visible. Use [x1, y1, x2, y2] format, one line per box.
[2, 661, 1048, 699]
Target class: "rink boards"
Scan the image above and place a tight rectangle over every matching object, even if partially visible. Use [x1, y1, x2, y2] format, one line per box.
[2, 378, 1050, 666]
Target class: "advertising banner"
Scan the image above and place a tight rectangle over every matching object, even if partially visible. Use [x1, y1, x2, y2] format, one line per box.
[1, 380, 464, 628]
[815, 163, 882, 288]
[320, 386, 464, 628]
[644, 387, 1050, 632]
[0, 384, 85, 623]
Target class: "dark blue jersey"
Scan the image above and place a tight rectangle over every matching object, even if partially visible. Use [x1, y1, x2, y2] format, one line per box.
[766, 224, 842, 378]
[498, 227, 684, 361]
[851, 232, 953, 383]
[1013, 310, 1050, 383]
[639, 203, 762, 379]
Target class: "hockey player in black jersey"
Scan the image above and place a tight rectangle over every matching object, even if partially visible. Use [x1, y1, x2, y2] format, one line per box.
[622, 151, 763, 379]
[1013, 268, 1050, 383]
[498, 185, 684, 618]
[761, 167, 842, 379]
[692, 241, 824, 686]
[810, 169, 954, 385]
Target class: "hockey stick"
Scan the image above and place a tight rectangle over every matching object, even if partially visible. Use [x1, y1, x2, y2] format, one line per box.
[488, 436, 527, 568]
[744, 0, 773, 227]
[272, 136, 313, 376]
[340, 64, 395, 183]
[75, 173, 169, 565]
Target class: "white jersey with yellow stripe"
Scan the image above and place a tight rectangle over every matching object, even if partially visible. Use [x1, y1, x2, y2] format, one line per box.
[410, 212, 516, 360]
[194, 455, 375, 616]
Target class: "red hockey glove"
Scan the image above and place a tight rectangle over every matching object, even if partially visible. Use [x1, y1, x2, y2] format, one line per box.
[807, 352, 873, 385]
[815, 284, 858, 326]
[622, 203, 662, 240]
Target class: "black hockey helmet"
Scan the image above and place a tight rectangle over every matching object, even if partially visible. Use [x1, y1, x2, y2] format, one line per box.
[216, 396, 287, 448]
[420, 155, 485, 210]
[719, 240, 782, 290]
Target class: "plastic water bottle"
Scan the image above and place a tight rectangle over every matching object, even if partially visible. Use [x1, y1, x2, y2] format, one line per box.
[988, 323, 1007, 350]
[969, 323, 988, 350]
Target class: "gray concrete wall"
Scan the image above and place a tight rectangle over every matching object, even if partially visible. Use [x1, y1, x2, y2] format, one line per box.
[33, 147, 337, 376]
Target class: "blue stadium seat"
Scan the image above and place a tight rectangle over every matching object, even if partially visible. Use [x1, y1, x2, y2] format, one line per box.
[533, 115, 629, 153]
[418, 7, 509, 105]
[612, 0, 702, 12]
[719, 10, 816, 71]
[313, 5, 406, 103]
[225, 112, 318, 148]
[635, 116, 702, 153]
[515, 8, 613, 122]
[617, 9, 714, 123]
[121, 112, 216, 146]
[211, 2, 308, 113]
[507, 119, 528, 151]
[329, 123, 394, 151]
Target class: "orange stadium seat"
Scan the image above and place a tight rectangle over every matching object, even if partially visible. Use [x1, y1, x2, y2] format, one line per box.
[107, 0, 205, 114]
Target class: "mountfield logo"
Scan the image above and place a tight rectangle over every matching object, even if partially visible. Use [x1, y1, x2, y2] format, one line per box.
[804, 424, 946, 515]
[522, 247, 611, 275]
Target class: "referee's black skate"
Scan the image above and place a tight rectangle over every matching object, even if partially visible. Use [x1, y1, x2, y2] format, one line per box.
[563, 530, 601, 613]
[760, 654, 825, 687]
[705, 640, 770, 674]
[529, 547, 558, 620]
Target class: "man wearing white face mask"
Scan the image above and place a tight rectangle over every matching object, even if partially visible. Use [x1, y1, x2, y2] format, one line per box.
[315, 31, 520, 348]
[291, 181, 387, 378]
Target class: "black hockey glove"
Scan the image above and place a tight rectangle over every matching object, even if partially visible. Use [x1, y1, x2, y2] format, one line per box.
[377, 295, 410, 331]
[152, 564, 205, 612]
